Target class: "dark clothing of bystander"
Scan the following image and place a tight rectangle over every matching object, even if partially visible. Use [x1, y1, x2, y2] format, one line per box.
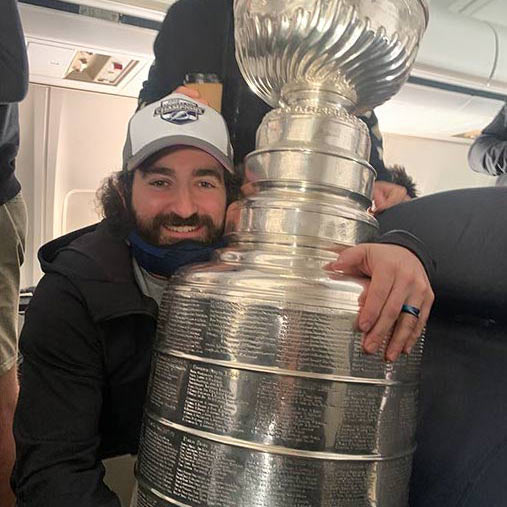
[139, 0, 390, 180]
[379, 186, 507, 506]
[468, 103, 507, 179]
[0, 0, 29, 205]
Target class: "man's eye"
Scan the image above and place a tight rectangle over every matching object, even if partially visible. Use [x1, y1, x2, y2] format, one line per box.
[198, 180, 217, 189]
[150, 180, 170, 187]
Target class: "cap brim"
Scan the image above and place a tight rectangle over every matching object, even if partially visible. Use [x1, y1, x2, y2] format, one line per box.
[126, 134, 234, 173]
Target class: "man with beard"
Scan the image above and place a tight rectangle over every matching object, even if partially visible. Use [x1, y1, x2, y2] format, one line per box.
[12, 93, 433, 506]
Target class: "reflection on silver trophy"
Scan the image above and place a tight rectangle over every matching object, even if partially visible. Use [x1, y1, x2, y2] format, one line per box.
[136, 0, 428, 505]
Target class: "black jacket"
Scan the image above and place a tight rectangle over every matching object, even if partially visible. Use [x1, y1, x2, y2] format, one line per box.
[139, 0, 390, 180]
[13, 221, 158, 507]
[12, 217, 432, 506]
[379, 186, 507, 320]
[0, 0, 29, 204]
[468, 103, 507, 178]
[380, 187, 507, 506]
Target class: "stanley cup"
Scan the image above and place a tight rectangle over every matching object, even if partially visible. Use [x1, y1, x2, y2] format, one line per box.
[135, 1, 429, 506]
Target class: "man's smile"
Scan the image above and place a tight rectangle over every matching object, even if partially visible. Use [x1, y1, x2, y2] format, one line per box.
[163, 224, 201, 233]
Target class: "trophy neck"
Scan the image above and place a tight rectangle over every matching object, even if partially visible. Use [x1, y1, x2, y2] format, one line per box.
[281, 84, 355, 113]
[227, 0, 428, 253]
[225, 99, 378, 251]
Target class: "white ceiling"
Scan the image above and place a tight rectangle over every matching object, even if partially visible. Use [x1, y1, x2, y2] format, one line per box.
[90, 0, 507, 24]
[431, 0, 507, 26]
[22, 0, 507, 141]
[100, 0, 175, 12]
[376, 82, 505, 141]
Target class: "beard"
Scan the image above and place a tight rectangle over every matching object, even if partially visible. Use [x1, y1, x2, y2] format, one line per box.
[133, 211, 224, 247]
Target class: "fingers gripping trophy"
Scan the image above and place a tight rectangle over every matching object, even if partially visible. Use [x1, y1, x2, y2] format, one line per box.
[135, 1, 428, 506]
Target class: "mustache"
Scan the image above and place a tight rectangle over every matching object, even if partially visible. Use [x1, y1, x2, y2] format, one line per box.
[153, 213, 215, 229]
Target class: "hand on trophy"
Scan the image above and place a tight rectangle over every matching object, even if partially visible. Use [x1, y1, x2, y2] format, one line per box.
[327, 244, 434, 361]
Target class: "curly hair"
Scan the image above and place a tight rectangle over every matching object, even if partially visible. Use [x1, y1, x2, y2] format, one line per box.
[96, 169, 136, 237]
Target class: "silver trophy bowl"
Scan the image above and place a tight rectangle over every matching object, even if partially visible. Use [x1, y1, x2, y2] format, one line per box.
[135, 1, 428, 505]
[235, 0, 428, 111]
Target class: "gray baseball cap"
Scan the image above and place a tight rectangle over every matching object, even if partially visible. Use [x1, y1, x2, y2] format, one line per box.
[123, 93, 234, 173]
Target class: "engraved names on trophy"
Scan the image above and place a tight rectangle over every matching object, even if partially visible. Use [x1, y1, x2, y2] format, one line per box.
[146, 351, 416, 455]
[161, 293, 423, 383]
[138, 416, 414, 506]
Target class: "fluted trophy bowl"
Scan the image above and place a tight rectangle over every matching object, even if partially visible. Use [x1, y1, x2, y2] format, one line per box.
[235, 0, 428, 112]
[134, 1, 428, 506]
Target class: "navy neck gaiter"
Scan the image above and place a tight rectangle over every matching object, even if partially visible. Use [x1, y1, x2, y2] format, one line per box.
[128, 231, 227, 277]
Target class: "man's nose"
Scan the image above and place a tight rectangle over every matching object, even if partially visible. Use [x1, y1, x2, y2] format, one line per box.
[171, 186, 198, 218]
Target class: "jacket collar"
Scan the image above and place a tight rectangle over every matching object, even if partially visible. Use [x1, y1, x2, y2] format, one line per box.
[38, 220, 158, 323]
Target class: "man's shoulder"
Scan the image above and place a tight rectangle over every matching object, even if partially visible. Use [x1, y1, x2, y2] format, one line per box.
[39, 221, 132, 283]
[36, 221, 158, 323]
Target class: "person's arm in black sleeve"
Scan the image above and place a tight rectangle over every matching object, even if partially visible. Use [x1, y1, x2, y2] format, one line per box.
[12, 273, 121, 507]
[0, 0, 29, 103]
[138, 0, 225, 108]
[468, 104, 507, 176]
[376, 229, 435, 283]
[377, 186, 507, 320]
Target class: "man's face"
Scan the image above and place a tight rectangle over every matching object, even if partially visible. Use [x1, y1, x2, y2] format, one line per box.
[131, 146, 227, 246]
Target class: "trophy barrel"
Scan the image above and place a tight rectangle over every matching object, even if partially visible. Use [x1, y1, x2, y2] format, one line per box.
[136, 250, 423, 506]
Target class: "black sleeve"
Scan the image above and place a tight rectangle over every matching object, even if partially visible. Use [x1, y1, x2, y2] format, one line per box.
[468, 104, 507, 176]
[376, 186, 507, 319]
[12, 274, 121, 507]
[0, 0, 29, 103]
[138, 0, 226, 108]
[376, 229, 435, 284]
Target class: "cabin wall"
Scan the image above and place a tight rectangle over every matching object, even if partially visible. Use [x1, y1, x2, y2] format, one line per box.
[383, 132, 495, 197]
[17, 84, 137, 288]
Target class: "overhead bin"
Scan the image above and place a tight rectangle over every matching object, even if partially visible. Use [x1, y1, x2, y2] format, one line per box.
[18, 2, 157, 97]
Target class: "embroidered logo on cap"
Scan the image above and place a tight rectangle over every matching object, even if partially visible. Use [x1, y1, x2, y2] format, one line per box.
[154, 98, 205, 125]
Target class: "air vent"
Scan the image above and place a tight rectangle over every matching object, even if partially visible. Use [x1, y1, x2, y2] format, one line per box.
[64, 51, 138, 85]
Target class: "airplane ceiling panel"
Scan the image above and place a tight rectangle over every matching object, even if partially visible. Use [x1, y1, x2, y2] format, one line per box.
[436, 0, 507, 27]
[376, 82, 505, 141]
[61, 0, 175, 19]
[470, 1, 507, 27]
[19, 0, 506, 139]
